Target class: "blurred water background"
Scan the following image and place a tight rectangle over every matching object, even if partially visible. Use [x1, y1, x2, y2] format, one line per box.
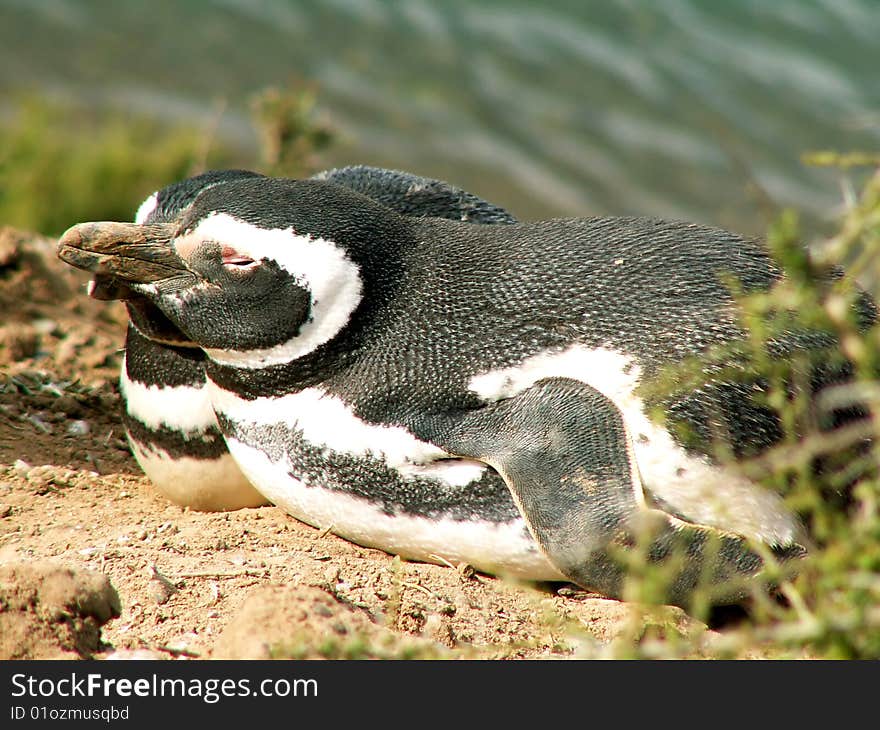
[1, 0, 878, 238]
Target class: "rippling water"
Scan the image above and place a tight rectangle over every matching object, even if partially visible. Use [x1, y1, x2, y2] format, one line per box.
[1, 0, 878, 235]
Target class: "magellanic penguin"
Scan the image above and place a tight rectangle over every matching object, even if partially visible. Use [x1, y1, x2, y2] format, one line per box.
[59, 175, 858, 606]
[101, 167, 517, 511]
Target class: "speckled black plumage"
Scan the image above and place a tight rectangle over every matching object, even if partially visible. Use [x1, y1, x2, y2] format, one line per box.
[123, 323, 205, 388]
[142, 169, 264, 223]
[195, 179, 811, 461]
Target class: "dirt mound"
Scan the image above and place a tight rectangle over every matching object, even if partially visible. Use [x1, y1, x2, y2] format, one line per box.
[213, 583, 447, 659]
[0, 561, 120, 659]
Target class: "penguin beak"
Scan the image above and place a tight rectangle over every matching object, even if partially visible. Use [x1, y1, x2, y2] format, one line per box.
[57, 221, 190, 296]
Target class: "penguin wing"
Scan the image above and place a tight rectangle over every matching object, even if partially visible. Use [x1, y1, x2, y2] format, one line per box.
[424, 377, 798, 607]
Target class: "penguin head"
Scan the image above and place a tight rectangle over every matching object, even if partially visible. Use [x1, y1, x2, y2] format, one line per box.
[88, 169, 264, 347]
[60, 177, 409, 368]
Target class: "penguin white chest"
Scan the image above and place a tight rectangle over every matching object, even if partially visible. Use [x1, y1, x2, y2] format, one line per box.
[205, 379, 562, 581]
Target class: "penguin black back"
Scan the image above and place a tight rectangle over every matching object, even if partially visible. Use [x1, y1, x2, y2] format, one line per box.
[312, 165, 516, 224]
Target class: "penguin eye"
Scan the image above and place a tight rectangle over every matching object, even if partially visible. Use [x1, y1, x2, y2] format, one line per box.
[220, 246, 257, 269]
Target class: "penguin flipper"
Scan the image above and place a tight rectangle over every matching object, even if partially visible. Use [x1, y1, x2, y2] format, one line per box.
[432, 377, 784, 607]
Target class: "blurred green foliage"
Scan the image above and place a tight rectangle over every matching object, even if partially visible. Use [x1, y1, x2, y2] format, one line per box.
[251, 83, 334, 178]
[766, 164, 880, 660]
[0, 85, 333, 236]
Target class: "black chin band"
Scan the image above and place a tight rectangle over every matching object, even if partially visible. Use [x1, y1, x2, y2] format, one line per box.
[125, 298, 196, 347]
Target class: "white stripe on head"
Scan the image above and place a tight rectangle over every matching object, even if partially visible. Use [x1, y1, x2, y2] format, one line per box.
[135, 192, 159, 224]
[175, 213, 363, 369]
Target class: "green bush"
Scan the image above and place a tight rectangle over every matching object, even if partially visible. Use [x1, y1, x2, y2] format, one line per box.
[626, 164, 880, 658]
[250, 83, 334, 178]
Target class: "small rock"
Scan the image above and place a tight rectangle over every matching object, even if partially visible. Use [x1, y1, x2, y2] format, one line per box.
[164, 635, 197, 654]
[24, 465, 58, 491]
[12, 459, 32, 476]
[66, 419, 90, 436]
[421, 613, 455, 647]
[57, 470, 77, 487]
[557, 585, 592, 598]
[54, 395, 83, 417]
[31, 318, 58, 335]
[148, 565, 179, 605]
[0, 504, 12, 518]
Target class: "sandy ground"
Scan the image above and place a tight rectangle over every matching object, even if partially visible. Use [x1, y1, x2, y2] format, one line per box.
[0, 226, 728, 660]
